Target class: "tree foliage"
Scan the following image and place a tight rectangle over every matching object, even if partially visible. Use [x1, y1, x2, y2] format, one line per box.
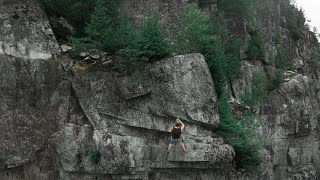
[274, 44, 294, 70]
[246, 30, 265, 61]
[174, 4, 241, 97]
[40, 0, 96, 33]
[90, 150, 101, 164]
[175, 4, 262, 169]
[219, 0, 257, 23]
[309, 49, 320, 70]
[117, 16, 171, 74]
[241, 72, 268, 107]
[267, 70, 284, 91]
[280, 0, 306, 41]
[70, 0, 134, 55]
[217, 97, 263, 170]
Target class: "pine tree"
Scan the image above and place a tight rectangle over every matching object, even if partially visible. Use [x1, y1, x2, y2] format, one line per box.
[136, 16, 171, 62]
[174, 4, 240, 96]
[71, 0, 133, 55]
[118, 16, 171, 73]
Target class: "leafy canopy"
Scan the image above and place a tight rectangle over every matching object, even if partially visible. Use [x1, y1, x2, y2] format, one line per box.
[174, 4, 241, 97]
[71, 0, 134, 55]
[117, 15, 171, 74]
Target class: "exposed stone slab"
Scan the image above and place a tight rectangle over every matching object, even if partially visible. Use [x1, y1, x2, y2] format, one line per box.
[0, 55, 70, 170]
[0, 0, 60, 60]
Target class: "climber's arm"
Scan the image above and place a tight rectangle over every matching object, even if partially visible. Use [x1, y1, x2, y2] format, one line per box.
[168, 126, 173, 132]
[179, 120, 185, 130]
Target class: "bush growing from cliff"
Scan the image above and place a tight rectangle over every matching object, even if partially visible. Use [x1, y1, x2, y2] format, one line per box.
[280, 1, 305, 41]
[175, 4, 262, 169]
[217, 97, 262, 170]
[90, 150, 101, 164]
[274, 44, 294, 70]
[70, 0, 134, 55]
[267, 70, 284, 91]
[219, 0, 256, 23]
[246, 30, 265, 61]
[40, 0, 125, 35]
[40, 0, 96, 32]
[309, 49, 320, 70]
[174, 4, 241, 97]
[117, 16, 171, 74]
[174, 4, 215, 55]
[241, 72, 268, 107]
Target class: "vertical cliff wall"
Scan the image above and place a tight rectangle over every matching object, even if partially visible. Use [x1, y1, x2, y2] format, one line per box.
[0, 0, 319, 179]
[0, 0, 236, 179]
[0, 0, 60, 59]
[227, 0, 320, 179]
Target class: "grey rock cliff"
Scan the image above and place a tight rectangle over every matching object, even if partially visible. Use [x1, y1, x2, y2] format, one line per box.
[60, 53, 234, 178]
[1, 0, 320, 179]
[0, 0, 60, 60]
[227, 0, 320, 179]
[0, 1, 236, 179]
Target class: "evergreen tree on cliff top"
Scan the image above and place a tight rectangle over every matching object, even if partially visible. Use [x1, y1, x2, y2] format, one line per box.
[117, 15, 171, 73]
[71, 0, 133, 55]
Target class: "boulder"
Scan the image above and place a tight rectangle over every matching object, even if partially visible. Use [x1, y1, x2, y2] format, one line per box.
[0, 0, 60, 60]
[60, 44, 72, 53]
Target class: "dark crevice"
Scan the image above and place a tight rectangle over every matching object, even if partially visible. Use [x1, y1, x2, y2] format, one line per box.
[68, 83, 94, 129]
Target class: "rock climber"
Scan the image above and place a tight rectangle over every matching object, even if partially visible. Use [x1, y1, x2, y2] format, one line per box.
[167, 118, 187, 156]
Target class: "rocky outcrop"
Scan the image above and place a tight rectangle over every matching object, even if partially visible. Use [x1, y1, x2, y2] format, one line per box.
[1, 0, 320, 179]
[227, 0, 320, 179]
[124, 0, 186, 38]
[258, 73, 320, 179]
[56, 53, 234, 178]
[0, 0, 60, 60]
[0, 2, 236, 178]
[0, 54, 70, 179]
[0, 53, 237, 179]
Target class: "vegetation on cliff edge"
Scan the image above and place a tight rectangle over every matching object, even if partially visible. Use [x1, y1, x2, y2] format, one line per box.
[40, 0, 315, 170]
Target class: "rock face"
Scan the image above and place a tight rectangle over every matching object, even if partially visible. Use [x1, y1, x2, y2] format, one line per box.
[226, 0, 320, 179]
[0, 0, 60, 60]
[1, 0, 320, 179]
[59, 53, 234, 178]
[0, 1, 236, 179]
[123, 0, 187, 39]
[0, 53, 236, 179]
[258, 73, 320, 179]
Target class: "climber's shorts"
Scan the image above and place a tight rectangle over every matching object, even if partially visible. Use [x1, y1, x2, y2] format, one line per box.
[169, 135, 184, 145]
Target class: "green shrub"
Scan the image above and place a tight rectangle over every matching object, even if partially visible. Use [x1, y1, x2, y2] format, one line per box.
[90, 150, 101, 164]
[280, 1, 305, 41]
[219, 0, 256, 22]
[274, 45, 294, 70]
[241, 72, 268, 107]
[70, 0, 134, 55]
[217, 97, 262, 170]
[309, 49, 320, 70]
[40, 0, 126, 35]
[272, 31, 282, 45]
[175, 4, 262, 169]
[174, 4, 214, 55]
[174, 4, 241, 97]
[117, 15, 171, 74]
[246, 30, 265, 61]
[267, 70, 284, 91]
[40, 0, 96, 33]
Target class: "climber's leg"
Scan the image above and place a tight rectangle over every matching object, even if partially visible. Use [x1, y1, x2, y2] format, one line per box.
[181, 143, 187, 152]
[166, 137, 176, 159]
[167, 143, 173, 152]
[167, 137, 175, 153]
[180, 134, 187, 152]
